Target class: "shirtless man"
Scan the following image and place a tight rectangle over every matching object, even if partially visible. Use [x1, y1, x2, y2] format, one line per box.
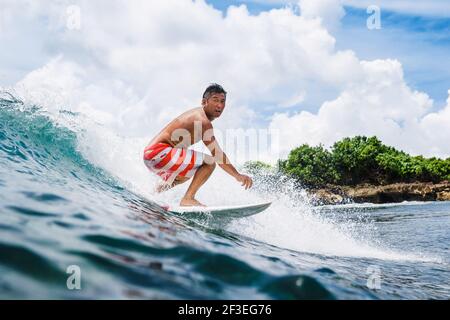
[143, 84, 253, 207]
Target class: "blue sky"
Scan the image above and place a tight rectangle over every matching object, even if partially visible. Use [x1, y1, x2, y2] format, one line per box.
[337, 6, 450, 111]
[207, 0, 450, 109]
[206, 0, 280, 14]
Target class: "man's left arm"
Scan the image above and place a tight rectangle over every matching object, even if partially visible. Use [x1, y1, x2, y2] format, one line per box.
[203, 126, 253, 190]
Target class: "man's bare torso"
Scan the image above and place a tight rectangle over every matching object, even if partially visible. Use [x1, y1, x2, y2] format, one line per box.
[144, 87, 253, 203]
[148, 107, 211, 148]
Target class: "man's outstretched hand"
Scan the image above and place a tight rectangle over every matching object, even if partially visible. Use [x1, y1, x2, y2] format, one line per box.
[236, 174, 253, 190]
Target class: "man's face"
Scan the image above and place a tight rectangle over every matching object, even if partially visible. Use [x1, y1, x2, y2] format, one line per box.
[203, 93, 226, 118]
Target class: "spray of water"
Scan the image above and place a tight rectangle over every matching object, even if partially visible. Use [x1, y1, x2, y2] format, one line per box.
[77, 131, 439, 262]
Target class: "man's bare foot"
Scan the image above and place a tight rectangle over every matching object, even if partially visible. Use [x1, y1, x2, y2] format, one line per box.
[180, 198, 206, 207]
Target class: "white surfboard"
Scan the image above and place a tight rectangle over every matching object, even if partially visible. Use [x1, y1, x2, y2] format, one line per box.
[166, 201, 272, 219]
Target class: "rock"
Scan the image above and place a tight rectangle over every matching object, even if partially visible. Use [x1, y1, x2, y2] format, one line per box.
[309, 189, 344, 205]
[309, 181, 450, 205]
[437, 191, 450, 201]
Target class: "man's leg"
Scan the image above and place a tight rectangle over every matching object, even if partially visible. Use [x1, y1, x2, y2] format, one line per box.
[180, 156, 216, 207]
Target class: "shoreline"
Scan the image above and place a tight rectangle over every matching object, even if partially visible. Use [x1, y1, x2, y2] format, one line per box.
[307, 181, 450, 205]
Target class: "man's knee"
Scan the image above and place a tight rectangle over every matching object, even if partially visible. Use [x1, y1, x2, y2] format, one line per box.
[205, 162, 216, 172]
[203, 155, 216, 169]
[174, 176, 190, 185]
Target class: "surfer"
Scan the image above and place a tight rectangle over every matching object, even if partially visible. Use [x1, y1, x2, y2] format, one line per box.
[143, 84, 253, 207]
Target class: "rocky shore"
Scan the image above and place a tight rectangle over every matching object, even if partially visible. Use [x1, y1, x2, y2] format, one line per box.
[308, 181, 450, 205]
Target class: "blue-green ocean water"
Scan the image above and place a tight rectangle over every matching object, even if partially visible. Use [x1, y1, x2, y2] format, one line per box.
[0, 93, 449, 299]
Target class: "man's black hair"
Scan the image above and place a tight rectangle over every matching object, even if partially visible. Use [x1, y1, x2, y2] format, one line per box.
[202, 83, 227, 100]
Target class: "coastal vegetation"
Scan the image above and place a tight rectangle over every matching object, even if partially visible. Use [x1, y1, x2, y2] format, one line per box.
[245, 136, 450, 188]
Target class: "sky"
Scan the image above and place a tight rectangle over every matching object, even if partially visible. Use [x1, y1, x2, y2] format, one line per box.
[1, 0, 450, 162]
[207, 0, 450, 111]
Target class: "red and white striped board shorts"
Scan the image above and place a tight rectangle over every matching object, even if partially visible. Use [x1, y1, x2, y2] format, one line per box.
[143, 142, 205, 185]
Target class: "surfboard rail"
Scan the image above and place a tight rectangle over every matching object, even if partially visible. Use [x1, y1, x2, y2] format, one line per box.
[167, 201, 272, 219]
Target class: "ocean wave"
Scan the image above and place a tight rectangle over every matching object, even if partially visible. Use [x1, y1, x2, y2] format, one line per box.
[0, 91, 120, 190]
[0, 92, 448, 299]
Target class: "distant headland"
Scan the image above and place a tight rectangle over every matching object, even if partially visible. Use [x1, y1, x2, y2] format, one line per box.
[244, 136, 450, 205]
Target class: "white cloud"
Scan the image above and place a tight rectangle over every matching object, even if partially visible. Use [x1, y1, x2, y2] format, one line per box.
[2, 0, 450, 163]
[3, 0, 355, 135]
[299, 0, 345, 31]
[278, 91, 306, 108]
[269, 59, 450, 158]
[419, 90, 450, 157]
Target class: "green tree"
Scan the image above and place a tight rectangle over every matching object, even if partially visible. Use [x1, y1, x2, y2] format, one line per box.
[280, 144, 340, 186]
[243, 161, 273, 175]
[332, 136, 387, 184]
[278, 136, 450, 187]
[423, 158, 450, 182]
